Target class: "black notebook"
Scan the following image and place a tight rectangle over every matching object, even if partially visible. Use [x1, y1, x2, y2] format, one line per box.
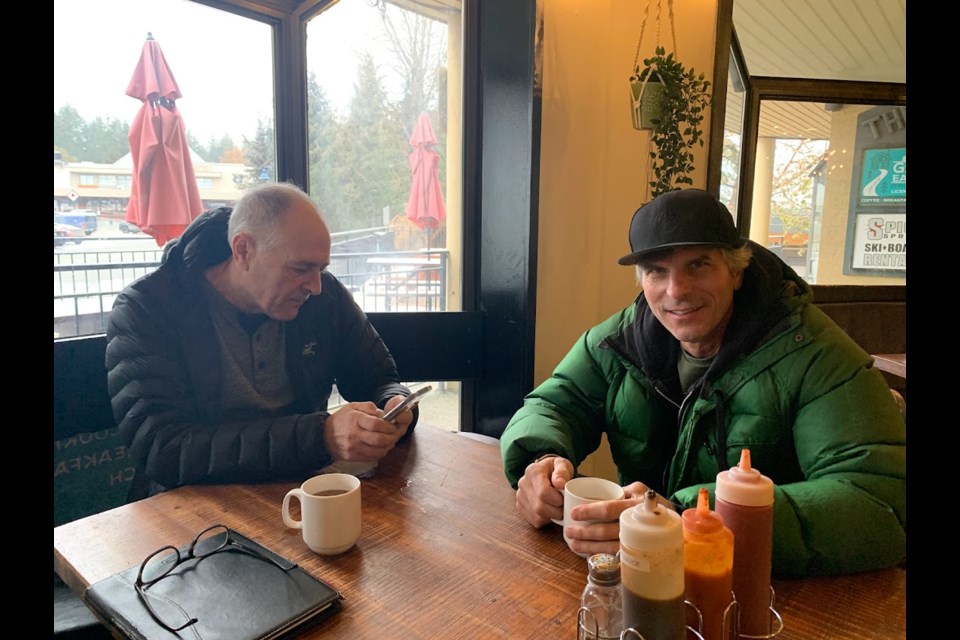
[84, 527, 343, 640]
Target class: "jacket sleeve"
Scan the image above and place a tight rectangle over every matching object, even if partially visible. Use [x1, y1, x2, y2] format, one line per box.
[673, 320, 907, 576]
[500, 317, 622, 487]
[321, 275, 414, 418]
[106, 289, 335, 499]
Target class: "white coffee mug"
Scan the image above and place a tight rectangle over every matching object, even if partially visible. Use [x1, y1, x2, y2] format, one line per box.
[559, 476, 625, 558]
[282, 473, 362, 555]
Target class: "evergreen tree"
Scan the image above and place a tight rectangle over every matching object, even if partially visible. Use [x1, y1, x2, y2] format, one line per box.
[187, 131, 204, 159]
[86, 116, 130, 163]
[55, 105, 130, 164]
[54, 105, 87, 162]
[330, 51, 408, 232]
[207, 134, 237, 163]
[307, 72, 345, 232]
[239, 117, 276, 189]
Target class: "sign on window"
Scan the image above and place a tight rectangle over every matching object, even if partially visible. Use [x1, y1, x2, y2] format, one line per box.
[850, 213, 906, 270]
[858, 148, 906, 207]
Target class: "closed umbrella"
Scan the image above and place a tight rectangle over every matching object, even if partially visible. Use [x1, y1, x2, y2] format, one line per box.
[125, 33, 204, 247]
[404, 112, 446, 248]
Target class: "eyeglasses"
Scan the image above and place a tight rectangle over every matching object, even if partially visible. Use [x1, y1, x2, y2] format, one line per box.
[134, 524, 292, 632]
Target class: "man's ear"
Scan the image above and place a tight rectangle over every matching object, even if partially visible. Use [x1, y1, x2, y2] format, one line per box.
[232, 233, 255, 271]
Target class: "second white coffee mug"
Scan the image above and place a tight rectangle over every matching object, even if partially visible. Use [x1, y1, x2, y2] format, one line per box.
[282, 473, 361, 555]
[560, 476, 625, 558]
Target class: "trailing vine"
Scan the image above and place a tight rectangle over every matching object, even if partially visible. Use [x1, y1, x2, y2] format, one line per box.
[631, 46, 712, 199]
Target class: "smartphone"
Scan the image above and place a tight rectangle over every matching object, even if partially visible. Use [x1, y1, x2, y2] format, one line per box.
[381, 385, 433, 423]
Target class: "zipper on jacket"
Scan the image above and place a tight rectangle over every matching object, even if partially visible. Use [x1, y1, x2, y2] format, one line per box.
[654, 381, 695, 493]
[712, 390, 728, 474]
[652, 380, 681, 409]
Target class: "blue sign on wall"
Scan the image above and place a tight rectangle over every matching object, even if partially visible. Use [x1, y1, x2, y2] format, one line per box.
[858, 147, 906, 206]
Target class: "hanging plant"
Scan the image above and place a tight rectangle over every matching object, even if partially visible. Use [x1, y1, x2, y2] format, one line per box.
[630, 68, 668, 131]
[628, 0, 713, 200]
[631, 46, 712, 199]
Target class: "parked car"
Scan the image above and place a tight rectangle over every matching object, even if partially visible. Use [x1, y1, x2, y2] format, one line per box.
[119, 221, 141, 234]
[55, 222, 85, 246]
[54, 210, 99, 235]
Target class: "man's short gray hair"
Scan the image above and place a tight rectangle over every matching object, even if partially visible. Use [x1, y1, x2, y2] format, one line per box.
[633, 244, 754, 287]
[228, 182, 320, 251]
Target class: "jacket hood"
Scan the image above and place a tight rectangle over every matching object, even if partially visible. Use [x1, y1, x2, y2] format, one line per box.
[614, 240, 811, 388]
[161, 207, 233, 279]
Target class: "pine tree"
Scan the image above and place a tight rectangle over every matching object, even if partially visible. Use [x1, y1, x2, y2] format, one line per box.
[329, 51, 408, 232]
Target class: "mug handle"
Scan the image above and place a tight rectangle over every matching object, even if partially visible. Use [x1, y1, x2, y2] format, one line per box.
[281, 488, 304, 530]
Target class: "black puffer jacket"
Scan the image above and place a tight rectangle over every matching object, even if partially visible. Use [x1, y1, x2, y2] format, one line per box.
[105, 207, 412, 500]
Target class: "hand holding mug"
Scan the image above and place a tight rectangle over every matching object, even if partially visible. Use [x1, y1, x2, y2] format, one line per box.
[558, 476, 625, 558]
[516, 455, 575, 528]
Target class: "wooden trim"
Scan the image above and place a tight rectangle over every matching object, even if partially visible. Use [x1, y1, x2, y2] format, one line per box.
[749, 77, 906, 105]
[706, 0, 734, 197]
[736, 77, 906, 234]
[810, 285, 906, 304]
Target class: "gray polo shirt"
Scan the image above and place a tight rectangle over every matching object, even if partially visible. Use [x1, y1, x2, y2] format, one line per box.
[202, 278, 295, 413]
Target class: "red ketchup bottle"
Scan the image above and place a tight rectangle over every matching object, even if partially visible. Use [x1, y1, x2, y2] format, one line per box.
[682, 487, 734, 640]
[714, 449, 775, 638]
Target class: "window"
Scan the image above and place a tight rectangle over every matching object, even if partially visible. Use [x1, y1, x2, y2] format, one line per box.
[304, 0, 463, 315]
[725, 4, 905, 287]
[748, 100, 905, 285]
[719, 48, 745, 218]
[54, 0, 276, 338]
[304, 1, 465, 429]
[54, 0, 478, 432]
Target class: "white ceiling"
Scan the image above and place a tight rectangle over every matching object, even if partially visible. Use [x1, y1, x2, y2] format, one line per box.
[731, 0, 906, 140]
[733, 0, 906, 83]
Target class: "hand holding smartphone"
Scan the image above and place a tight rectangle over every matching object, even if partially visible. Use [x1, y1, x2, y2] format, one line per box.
[381, 385, 432, 423]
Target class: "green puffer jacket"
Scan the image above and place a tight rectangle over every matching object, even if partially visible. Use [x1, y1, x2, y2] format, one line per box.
[501, 244, 906, 576]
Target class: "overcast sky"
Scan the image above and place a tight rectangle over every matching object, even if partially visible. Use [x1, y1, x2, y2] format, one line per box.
[53, 0, 402, 143]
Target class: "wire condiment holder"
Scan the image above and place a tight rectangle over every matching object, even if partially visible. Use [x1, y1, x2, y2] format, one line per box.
[577, 589, 783, 640]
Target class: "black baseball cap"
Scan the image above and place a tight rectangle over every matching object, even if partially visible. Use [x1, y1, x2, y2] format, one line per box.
[617, 189, 745, 266]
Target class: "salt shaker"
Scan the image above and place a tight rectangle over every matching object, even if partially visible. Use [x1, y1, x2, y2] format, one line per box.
[578, 553, 623, 640]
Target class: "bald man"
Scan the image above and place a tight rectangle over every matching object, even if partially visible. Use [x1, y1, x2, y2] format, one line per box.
[107, 182, 416, 500]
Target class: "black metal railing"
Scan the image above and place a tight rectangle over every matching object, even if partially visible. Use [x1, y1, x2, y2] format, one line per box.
[54, 242, 449, 339]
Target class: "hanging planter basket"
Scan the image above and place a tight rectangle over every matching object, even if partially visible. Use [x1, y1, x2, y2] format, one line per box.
[628, 0, 676, 132]
[630, 70, 668, 131]
[627, 0, 712, 201]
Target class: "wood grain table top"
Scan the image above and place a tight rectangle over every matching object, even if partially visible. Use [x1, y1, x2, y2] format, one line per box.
[54, 425, 906, 639]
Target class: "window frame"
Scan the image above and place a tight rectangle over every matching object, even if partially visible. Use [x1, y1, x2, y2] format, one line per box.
[55, 0, 541, 438]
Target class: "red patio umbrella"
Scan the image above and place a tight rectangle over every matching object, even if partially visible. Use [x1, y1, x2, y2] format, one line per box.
[404, 113, 446, 248]
[125, 33, 204, 247]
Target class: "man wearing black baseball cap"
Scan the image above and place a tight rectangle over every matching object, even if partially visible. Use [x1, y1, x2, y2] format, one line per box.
[501, 189, 906, 578]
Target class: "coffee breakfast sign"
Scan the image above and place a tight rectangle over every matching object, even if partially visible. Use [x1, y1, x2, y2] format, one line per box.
[859, 148, 906, 206]
[844, 106, 906, 276]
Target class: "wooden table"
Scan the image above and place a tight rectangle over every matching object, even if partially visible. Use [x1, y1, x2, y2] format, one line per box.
[872, 353, 906, 379]
[54, 425, 906, 639]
